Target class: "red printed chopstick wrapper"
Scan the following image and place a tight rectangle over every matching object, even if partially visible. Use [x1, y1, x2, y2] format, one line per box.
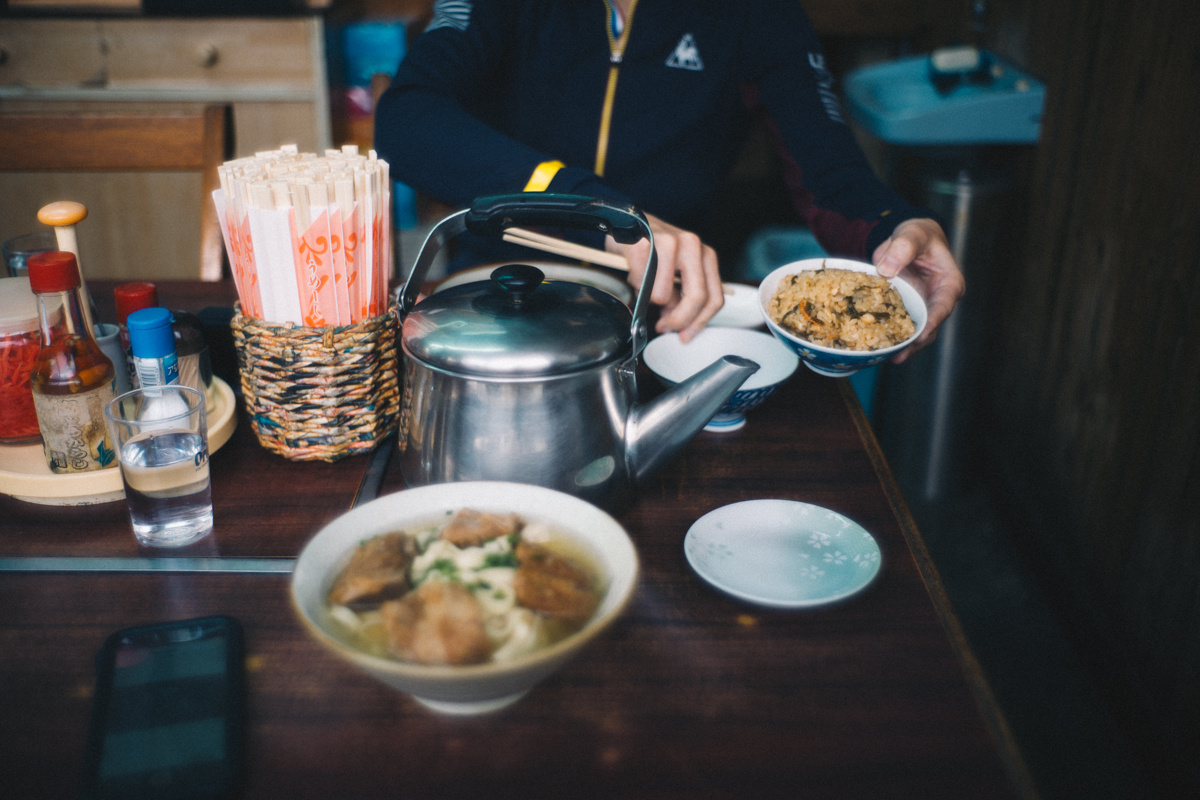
[215, 146, 391, 326]
[343, 202, 365, 323]
[231, 209, 264, 320]
[370, 201, 386, 318]
[327, 205, 352, 326]
[289, 208, 340, 328]
[214, 192, 264, 321]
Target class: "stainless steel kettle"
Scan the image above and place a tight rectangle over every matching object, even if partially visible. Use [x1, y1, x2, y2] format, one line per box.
[395, 194, 758, 512]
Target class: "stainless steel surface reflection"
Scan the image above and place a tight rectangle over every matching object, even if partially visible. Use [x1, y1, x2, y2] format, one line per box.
[396, 195, 758, 512]
[400, 361, 635, 510]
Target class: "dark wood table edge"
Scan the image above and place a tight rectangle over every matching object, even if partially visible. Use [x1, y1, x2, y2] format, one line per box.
[0, 432, 389, 574]
[837, 379, 1040, 800]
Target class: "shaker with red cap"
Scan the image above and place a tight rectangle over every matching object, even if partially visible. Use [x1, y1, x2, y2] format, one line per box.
[114, 281, 158, 393]
[27, 250, 118, 473]
[113, 281, 213, 408]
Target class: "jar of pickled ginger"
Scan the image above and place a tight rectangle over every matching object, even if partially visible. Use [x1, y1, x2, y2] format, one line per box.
[0, 276, 43, 443]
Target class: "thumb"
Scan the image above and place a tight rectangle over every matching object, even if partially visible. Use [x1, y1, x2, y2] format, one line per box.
[874, 235, 916, 278]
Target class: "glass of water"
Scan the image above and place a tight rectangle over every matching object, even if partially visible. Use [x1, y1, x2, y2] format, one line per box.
[104, 385, 213, 547]
[3, 232, 57, 278]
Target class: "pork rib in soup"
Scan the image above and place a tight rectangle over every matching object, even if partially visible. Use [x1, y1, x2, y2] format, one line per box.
[383, 580, 492, 665]
[440, 508, 522, 547]
[326, 508, 602, 666]
[514, 540, 601, 624]
[328, 532, 416, 607]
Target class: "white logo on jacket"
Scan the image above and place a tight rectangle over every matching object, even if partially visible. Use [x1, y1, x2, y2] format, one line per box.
[426, 0, 472, 33]
[807, 53, 844, 123]
[666, 33, 704, 71]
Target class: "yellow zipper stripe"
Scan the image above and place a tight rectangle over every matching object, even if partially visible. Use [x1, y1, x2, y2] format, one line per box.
[523, 160, 565, 192]
[595, 0, 640, 177]
[595, 67, 619, 176]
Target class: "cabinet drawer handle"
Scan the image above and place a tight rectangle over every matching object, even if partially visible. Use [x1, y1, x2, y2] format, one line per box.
[197, 43, 220, 69]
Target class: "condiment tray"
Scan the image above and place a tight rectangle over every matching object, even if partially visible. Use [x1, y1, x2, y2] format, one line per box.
[0, 376, 236, 506]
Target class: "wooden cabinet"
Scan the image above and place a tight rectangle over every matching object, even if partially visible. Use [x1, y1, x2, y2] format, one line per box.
[0, 19, 106, 88]
[0, 16, 332, 281]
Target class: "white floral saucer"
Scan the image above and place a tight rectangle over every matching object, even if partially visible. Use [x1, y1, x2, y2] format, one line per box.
[684, 500, 882, 608]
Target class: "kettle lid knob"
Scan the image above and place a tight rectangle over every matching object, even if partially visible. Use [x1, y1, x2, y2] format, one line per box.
[491, 264, 544, 307]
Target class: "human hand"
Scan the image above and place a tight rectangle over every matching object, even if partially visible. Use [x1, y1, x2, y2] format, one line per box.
[607, 212, 724, 343]
[872, 217, 966, 364]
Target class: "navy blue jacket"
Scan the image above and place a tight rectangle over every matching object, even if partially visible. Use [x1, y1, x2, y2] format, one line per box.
[375, 0, 931, 260]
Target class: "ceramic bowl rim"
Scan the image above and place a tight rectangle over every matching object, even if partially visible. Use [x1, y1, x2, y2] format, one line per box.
[643, 327, 800, 391]
[757, 257, 928, 358]
[707, 282, 764, 329]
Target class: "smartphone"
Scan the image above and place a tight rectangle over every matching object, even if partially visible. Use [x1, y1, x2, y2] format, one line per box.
[80, 616, 245, 800]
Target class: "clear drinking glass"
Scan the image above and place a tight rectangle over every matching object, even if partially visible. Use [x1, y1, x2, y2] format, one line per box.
[3, 232, 57, 278]
[104, 385, 213, 547]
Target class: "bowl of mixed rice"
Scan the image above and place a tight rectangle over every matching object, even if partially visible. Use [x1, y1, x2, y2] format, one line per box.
[757, 258, 927, 377]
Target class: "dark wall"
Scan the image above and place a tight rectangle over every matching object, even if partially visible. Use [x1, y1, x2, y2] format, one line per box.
[981, 0, 1200, 791]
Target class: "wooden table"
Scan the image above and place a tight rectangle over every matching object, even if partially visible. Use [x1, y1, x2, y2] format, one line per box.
[0, 281, 1030, 798]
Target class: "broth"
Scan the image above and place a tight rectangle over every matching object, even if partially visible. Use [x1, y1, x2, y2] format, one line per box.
[323, 510, 606, 666]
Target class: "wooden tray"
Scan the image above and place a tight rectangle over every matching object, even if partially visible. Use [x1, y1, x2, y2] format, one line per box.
[0, 377, 236, 506]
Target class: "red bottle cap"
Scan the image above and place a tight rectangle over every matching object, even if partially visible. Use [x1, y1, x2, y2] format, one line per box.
[26, 251, 81, 294]
[114, 282, 159, 325]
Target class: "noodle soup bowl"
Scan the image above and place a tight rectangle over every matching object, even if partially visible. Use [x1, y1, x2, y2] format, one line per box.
[758, 258, 927, 377]
[291, 481, 639, 715]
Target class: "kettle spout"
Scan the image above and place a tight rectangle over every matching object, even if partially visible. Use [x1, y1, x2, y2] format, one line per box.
[626, 355, 759, 484]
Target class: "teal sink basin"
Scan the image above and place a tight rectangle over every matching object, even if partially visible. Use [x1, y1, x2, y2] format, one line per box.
[844, 51, 1044, 145]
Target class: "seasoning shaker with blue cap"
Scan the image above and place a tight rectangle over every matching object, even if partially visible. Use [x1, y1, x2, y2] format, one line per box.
[126, 307, 180, 390]
[126, 307, 191, 422]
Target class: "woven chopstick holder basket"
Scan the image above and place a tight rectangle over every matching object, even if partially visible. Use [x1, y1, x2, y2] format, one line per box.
[230, 303, 400, 462]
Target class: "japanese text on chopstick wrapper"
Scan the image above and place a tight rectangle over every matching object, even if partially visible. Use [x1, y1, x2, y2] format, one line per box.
[212, 145, 392, 327]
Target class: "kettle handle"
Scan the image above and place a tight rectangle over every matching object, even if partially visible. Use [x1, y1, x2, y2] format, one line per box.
[465, 194, 646, 244]
[397, 194, 657, 358]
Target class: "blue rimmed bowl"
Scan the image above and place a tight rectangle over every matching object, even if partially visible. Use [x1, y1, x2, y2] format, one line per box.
[757, 257, 928, 377]
[643, 327, 800, 432]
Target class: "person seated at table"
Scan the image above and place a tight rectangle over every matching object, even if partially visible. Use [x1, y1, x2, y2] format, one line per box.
[374, 0, 965, 358]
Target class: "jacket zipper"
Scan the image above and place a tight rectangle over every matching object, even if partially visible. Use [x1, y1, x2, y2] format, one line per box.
[595, 0, 640, 177]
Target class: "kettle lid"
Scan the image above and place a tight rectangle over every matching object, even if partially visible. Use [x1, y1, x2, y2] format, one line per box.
[402, 264, 633, 377]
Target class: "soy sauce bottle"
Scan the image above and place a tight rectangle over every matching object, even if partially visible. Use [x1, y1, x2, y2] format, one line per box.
[27, 251, 117, 473]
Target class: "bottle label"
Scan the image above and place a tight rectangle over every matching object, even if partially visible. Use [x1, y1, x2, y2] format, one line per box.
[134, 352, 180, 389]
[32, 382, 118, 474]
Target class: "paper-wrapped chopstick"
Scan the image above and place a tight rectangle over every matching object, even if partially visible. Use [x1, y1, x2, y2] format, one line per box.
[213, 145, 392, 326]
[503, 226, 734, 294]
[504, 226, 631, 270]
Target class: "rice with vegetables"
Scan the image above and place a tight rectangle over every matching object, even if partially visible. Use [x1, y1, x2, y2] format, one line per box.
[768, 266, 915, 351]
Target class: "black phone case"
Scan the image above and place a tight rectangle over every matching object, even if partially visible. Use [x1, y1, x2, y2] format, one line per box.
[79, 615, 245, 800]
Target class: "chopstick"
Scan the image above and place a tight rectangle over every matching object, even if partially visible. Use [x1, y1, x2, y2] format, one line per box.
[504, 227, 631, 270]
[503, 226, 733, 293]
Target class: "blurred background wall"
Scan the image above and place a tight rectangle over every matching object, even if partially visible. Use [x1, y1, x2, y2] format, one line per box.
[972, 0, 1200, 790]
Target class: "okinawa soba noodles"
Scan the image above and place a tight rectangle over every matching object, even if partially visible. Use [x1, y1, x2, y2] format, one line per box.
[324, 509, 603, 666]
